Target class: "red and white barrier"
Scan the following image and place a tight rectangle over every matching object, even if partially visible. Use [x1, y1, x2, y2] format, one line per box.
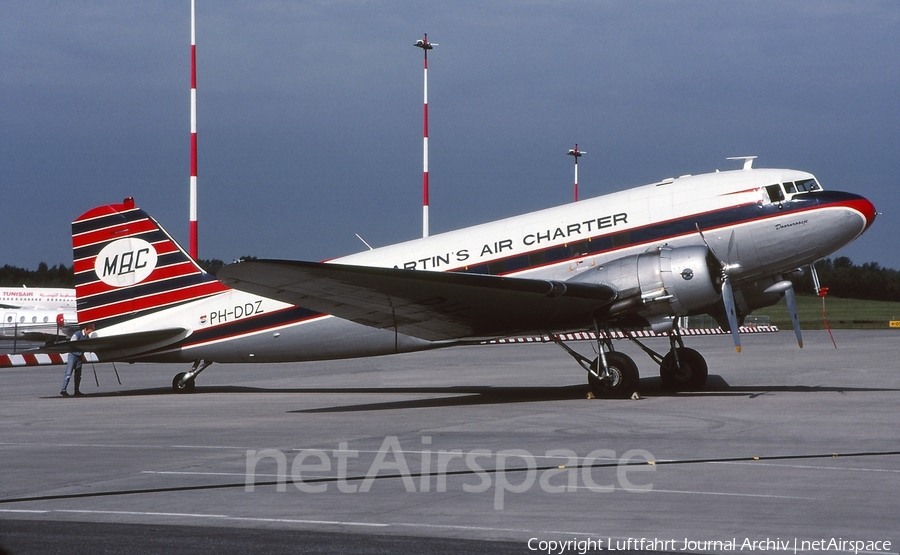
[484, 326, 779, 345]
[0, 352, 99, 368]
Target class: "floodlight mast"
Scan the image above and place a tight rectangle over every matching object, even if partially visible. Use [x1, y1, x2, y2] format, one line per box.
[189, 0, 199, 259]
[567, 144, 584, 202]
[415, 34, 436, 238]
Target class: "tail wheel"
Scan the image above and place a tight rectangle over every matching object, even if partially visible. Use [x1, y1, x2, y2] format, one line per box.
[172, 372, 196, 393]
[659, 347, 708, 391]
[588, 351, 639, 399]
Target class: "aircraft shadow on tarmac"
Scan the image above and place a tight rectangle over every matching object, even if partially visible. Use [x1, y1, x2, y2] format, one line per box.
[51, 375, 899, 412]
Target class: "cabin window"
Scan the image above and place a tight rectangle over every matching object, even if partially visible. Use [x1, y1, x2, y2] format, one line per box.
[783, 182, 797, 194]
[528, 251, 547, 267]
[503, 256, 530, 273]
[765, 184, 785, 203]
[612, 232, 631, 248]
[571, 241, 588, 256]
[488, 261, 505, 275]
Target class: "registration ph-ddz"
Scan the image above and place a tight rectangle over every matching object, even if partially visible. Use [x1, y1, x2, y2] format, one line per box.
[209, 301, 263, 324]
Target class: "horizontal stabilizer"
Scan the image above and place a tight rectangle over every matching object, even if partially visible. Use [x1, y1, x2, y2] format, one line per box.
[33, 327, 189, 360]
[17, 332, 68, 342]
[219, 260, 617, 341]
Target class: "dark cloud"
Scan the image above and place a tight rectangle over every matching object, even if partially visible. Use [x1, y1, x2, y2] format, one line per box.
[2, 1, 897, 269]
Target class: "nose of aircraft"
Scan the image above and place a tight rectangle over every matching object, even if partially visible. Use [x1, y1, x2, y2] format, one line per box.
[858, 196, 877, 231]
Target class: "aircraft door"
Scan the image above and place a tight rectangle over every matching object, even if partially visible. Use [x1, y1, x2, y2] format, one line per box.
[2, 312, 17, 337]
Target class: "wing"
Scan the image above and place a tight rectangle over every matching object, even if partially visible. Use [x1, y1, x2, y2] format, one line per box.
[218, 260, 616, 341]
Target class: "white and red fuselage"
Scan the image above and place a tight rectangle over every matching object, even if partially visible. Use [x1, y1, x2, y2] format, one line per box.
[72, 166, 875, 364]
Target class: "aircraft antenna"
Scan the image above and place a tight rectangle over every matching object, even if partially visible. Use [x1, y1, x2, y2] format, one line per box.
[189, 0, 199, 259]
[567, 144, 585, 202]
[415, 34, 436, 238]
[355, 233, 374, 251]
[726, 156, 757, 171]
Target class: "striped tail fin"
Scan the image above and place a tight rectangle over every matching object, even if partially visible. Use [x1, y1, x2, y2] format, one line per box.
[72, 197, 229, 328]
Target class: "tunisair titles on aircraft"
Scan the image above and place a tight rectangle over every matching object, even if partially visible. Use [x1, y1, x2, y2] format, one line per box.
[397, 211, 628, 270]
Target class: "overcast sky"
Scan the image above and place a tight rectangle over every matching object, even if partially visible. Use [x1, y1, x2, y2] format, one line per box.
[2, 1, 898, 273]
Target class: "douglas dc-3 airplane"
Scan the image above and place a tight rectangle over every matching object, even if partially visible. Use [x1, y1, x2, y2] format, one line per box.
[41, 158, 875, 397]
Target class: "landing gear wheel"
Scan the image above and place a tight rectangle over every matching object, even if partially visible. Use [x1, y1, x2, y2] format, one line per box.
[588, 351, 639, 399]
[172, 372, 196, 393]
[659, 347, 708, 391]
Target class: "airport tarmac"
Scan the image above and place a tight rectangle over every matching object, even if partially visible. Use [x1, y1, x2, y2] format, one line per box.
[1, 330, 898, 554]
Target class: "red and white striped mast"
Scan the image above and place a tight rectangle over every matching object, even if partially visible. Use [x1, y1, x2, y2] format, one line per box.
[189, 0, 199, 259]
[414, 34, 436, 238]
[567, 144, 584, 202]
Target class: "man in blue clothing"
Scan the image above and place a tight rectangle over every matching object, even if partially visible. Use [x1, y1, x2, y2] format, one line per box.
[60, 324, 94, 397]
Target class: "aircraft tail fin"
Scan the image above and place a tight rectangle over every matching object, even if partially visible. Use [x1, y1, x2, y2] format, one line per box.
[72, 197, 228, 328]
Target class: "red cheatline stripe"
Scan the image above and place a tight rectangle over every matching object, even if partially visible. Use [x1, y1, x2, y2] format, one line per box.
[73, 218, 158, 249]
[179, 311, 329, 351]
[720, 187, 760, 197]
[79, 281, 228, 323]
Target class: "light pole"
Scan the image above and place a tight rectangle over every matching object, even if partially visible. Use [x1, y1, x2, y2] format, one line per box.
[415, 34, 436, 237]
[189, 0, 199, 259]
[567, 144, 584, 202]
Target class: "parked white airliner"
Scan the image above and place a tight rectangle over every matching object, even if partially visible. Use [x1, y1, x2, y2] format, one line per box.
[0, 287, 75, 310]
[1, 288, 77, 343]
[41, 159, 875, 397]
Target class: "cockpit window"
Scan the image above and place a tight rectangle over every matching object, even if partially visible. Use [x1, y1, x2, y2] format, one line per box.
[783, 182, 797, 194]
[795, 178, 820, 192]
[765, 184, 785, 203]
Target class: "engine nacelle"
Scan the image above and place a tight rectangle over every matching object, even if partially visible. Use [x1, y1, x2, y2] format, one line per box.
[567, 245, 721, 332]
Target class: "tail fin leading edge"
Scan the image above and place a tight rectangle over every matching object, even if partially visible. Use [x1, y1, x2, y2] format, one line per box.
[72, 197, 228, 328]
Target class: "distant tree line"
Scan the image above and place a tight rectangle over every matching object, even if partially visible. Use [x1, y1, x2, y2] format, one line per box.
[3, 256, 898, 303]
[0, 263, 74, 287]
[794, 257, 900, 302]
[0, 259, 232, 287]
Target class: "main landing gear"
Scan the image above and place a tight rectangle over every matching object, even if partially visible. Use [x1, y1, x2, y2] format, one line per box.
[172, 360, 213, 393]
[553, 322, 709, 398]
[552, 324, 639, 399]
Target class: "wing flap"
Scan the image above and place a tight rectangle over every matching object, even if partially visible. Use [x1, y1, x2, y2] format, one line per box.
[219, 260, 616, 341]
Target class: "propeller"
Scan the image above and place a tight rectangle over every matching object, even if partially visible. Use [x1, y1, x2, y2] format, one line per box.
[765, 280, 803, 348]
[696, 225, 742, 352]
[720, 273, 741, 352]
[784, 284, 803, 348]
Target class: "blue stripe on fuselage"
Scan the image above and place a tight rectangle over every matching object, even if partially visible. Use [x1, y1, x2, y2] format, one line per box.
[455, 190, 862, 276]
